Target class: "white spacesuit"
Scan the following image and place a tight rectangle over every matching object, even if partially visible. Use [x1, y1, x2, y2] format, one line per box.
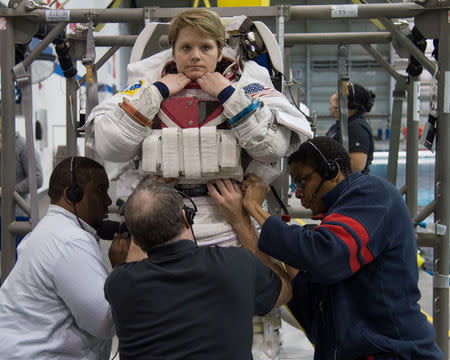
[87, 47, 311, 245]
[86, 23, 312, 359]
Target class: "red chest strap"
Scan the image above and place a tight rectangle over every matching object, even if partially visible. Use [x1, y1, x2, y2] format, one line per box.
[159, 97, 224, 128]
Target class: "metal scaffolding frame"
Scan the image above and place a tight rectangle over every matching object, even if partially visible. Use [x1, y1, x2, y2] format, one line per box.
[1, 1, 449, 356]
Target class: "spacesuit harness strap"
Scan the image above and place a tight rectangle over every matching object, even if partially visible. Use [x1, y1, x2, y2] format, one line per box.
[141, 127, 242, 181]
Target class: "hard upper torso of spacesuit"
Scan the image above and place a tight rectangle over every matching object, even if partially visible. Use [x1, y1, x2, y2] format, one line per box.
[141, 56, 252, 183]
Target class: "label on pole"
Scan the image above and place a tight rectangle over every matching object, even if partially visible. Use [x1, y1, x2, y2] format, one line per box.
[45, 10, 70, 22]
[0, 17, 6, 31]
[445, 71, 450, 113]
[331, 5, 358, 18]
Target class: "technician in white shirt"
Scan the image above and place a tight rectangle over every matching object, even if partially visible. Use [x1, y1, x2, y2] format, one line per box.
[0, 157, 129, 360]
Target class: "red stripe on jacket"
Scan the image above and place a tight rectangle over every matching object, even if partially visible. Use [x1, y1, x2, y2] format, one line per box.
[320, 223, 360, 273]
[321, 213, 374, 272]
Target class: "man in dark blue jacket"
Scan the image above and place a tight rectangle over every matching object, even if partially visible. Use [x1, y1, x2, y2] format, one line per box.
[215, 136, 443, 360]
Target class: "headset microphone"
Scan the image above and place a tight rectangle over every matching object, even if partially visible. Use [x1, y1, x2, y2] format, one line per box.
[312, 178, 326, 199]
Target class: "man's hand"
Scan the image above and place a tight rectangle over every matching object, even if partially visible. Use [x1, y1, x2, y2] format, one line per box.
[159, 73, 191, 96]
[197, 72, 231, 98]
[242, 174, 271, 227]
[207, 179, 248, 225]
[242, 174, 269, 210]
[108, 234, 131, 268]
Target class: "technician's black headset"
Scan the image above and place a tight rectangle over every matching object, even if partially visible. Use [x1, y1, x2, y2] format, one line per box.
[177, 190, 198, 244]
[307, 140, 339, 181]
[67, 157, 83, 204]
[67, 157, 86, 230]
[178, 191, 197, 226]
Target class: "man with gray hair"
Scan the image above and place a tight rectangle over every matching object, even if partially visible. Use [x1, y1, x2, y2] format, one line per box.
[104, 177, 291, 360]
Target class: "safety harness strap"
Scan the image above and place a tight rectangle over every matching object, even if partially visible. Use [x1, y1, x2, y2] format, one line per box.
[337, 45, 349, 152]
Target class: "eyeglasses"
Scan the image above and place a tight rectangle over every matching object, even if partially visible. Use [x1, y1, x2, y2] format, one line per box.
[292, 170, 317, 192]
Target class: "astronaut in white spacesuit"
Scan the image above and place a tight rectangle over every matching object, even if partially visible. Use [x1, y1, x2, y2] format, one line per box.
[87, 8, 311, 359]
[88, 8, 311, 246]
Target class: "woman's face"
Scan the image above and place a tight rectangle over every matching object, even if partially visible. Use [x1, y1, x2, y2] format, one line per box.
[172, 26, 222, 81]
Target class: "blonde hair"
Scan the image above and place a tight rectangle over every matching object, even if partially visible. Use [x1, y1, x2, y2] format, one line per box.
[168, 9, 226, 50]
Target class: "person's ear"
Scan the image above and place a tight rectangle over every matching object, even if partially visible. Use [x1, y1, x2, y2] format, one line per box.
[63, 187, 74, 205]
[217, 47, 223, 63]
[181, 208, 191, 229]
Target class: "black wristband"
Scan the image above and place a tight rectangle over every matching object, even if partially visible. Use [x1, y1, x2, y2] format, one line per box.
[153, 81, 170, 99]
[217, 85, 235, 103]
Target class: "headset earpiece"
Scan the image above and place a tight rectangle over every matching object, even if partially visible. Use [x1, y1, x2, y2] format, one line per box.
[324, 160, 339, 180]
[183, 204, 196, 226]
[67, 157, 83, 204]
[307, 140, 339, 180]
[178, 191, 197, 226]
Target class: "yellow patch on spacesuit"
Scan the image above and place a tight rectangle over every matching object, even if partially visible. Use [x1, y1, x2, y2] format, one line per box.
[117, 80, 144, 96]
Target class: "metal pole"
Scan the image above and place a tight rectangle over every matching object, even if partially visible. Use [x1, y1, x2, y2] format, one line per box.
[24, 8, 146, 23]
[433, 8, 450, 357]
[0, 3, 429, 23]
[13, 191, 31, 217]
[274, 6, 289, 210]
[8, 221, 32, 236]
[361, 43, 402, 82]
[148, 6, 281, 20]
[305, 18, 311, 112]
[276, 6, 286, 78]
[67, 34, 137, 47]
[0, 16, 17, 280]
[289, 3, 426, 20]
[65, 77, 78, 158]
[386, 78, 407, 185]
[80, 35, 136, 47]
[412, 199, 436, 226]
[20, 22, 66, 69]
[285, 32, 392, 46]
[405, 78, 419, 218]
[416, 232, 441, 248]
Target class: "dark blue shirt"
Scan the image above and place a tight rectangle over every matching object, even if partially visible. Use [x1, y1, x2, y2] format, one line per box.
[259, 173, 443, 360]
[326, 111, 374, 174]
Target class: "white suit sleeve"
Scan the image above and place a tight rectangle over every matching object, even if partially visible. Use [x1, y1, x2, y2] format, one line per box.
[87, 51, 172, 163]
[52, 238, 114, 339]
[223, 61, 312, 163]
[87, 82, 163, 162]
